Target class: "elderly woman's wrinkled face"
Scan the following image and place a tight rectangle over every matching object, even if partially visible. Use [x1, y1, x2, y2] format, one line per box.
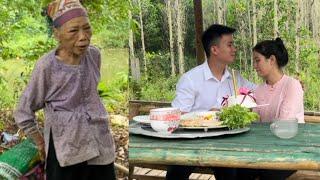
[54, 16, 92, 56]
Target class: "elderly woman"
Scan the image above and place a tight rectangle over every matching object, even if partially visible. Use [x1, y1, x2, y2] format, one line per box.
[14, 0, 116, 179]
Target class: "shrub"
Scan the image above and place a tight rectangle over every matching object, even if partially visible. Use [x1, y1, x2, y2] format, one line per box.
[98, 71, 128, 115]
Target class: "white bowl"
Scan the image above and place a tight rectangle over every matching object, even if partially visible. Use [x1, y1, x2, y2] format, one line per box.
[149, 107, 180, 134]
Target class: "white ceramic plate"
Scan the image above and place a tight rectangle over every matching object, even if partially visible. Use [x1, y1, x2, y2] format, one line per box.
[132, 115, 150, 124]
[129, 123, 250, 139]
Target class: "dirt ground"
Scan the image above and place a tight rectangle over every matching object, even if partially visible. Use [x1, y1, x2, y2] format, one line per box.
[110, 115, 129, 179]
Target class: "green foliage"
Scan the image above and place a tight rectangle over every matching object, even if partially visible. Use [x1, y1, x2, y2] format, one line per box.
[0, 109, 14, 132]
[143, 1, 166, 51]
[0, 0, 51, 60]
[140, 76, 177, 101]
[92, 25, 128, 48]
[145, 51, 171, 77]
[0, 60, 33, 109]
[0, 119, 5, 131]
[2, 34, 56, 61]
[219, 105, 259, 129]
[83, 0, 130, 48]
[98, 72, 128, 114]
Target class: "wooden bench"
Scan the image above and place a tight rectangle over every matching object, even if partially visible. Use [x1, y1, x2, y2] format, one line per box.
[129, 100, 171, 120]
[129, 100, 320, 180]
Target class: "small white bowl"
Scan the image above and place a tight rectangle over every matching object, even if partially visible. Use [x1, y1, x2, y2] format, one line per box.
[149, 107, 180, 134]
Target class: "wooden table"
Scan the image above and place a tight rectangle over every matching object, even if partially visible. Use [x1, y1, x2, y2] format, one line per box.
[129, 123, 320, 171]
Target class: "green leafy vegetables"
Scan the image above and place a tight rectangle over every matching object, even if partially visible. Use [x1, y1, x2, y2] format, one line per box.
[218, 105, 259, 129]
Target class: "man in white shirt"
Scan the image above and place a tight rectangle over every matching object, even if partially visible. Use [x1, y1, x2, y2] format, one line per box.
[172, 24, 255, 113]
[167, 24, 255, 180]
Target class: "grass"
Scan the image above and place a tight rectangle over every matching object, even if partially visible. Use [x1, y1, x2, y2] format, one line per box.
[0, 59, 27, 108]
[0, 59, 26, 83]
[100, 48, 128, 84]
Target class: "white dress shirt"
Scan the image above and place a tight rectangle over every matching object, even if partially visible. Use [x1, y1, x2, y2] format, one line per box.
[172, 61, 256, 112]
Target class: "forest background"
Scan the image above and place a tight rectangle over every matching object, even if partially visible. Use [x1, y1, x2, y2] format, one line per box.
[129, 0, 320, 112]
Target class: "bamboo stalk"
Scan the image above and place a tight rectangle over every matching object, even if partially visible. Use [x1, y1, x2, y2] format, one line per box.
[232, 69, 238, 96]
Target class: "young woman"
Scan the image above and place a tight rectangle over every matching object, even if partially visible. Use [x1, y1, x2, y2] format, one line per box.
[253, 38, 304, 123]
[237, 38, 304, 180]
[14, 1, 116, 179]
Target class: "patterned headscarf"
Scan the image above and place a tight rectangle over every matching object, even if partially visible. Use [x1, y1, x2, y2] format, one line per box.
[46, 0, 88, 28]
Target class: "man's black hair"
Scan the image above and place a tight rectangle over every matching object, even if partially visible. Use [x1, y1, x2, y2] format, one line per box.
[201, 24, 236, 58]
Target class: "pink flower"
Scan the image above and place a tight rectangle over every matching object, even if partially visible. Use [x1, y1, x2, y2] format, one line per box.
[238, 87, 256, 103]
[239, 87, 251, 95]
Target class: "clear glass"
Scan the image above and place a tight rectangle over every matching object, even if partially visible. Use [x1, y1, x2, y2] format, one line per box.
[270, 119, 298, 139]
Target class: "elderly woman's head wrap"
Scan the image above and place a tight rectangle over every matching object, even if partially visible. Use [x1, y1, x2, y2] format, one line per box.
[46, 0, 88, 28]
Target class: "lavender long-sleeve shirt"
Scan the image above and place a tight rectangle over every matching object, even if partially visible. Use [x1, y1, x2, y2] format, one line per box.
[14, 46, 115, 167]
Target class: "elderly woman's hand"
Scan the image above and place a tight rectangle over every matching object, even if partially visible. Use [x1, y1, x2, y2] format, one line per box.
[37, 141, 46, 162]
[29, 132, 46, 162]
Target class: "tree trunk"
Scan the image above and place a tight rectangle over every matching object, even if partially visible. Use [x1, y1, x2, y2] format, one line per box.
[273, 0, 279, 38]
[240, 20, 247, 73]
[223, 0, 227, 25]
[311, 0, 320, 48]
[217, 0, 223, 24]
[213, 0, 217, 23]
[305, 0, 312, 30]
[167, 0, 175, 76]
[295, 0, 301, 72]
[129, 3, 140, 81]
[252, 0, 257, 72]
[193, 0, 205, 65]
[285, 2, 289, 32]
[300, 0, 312, 30]
[138, 0, 147, 73]
[247, 0, 253, 74]
[176, 0, 185, 74]
[234, 1, 247, 74]
[311, 0, 320, 68]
